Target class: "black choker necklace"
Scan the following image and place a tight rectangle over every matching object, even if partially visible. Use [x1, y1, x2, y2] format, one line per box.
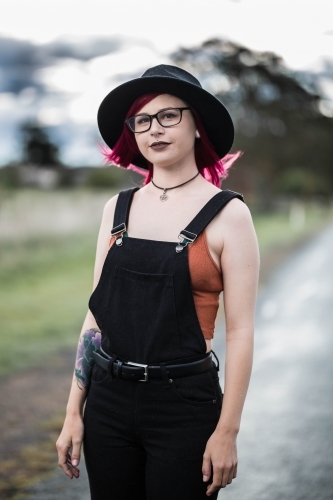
[151, 171, 200, 202]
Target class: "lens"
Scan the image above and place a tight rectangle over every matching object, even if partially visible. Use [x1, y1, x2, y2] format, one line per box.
[132, 114, 151, 132]
[157, 108, 181, 127]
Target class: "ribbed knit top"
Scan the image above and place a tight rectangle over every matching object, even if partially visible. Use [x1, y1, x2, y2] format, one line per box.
[187, 230, 223, 339]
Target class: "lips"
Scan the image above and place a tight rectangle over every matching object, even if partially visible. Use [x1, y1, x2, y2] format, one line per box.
[150, 141, 170, 150]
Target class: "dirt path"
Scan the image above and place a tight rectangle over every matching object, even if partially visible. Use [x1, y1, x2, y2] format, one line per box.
[0, 352, 75, 498]
[0, 228, 326, 499]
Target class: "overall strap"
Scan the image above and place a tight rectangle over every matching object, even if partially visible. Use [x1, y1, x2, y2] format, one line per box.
[176, 190, 245, 253]
[111, 187, 140, 246]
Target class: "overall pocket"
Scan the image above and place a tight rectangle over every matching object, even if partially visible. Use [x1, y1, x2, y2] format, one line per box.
[171, 367, 221, 406]
[102, 266, 182, 363]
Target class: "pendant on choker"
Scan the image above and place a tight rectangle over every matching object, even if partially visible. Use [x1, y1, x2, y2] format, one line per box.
[151, 171, 200, 202]
[160, 189, 168, 202]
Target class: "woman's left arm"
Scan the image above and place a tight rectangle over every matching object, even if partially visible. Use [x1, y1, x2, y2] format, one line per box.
[203, 198, 260, 497]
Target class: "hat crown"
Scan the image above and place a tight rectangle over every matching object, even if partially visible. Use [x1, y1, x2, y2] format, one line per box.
[141, 64, 202, 89]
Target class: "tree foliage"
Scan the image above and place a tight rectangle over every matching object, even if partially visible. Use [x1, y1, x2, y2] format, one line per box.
[20, 122, 60, 167]
[172, 39, 333, 200]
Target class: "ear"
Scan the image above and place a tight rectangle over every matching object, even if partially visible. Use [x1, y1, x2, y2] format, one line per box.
[195, 130, 201, 138]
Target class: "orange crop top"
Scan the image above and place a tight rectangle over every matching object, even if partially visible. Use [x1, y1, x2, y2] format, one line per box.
[187, 230, 223, 339]
[108, 230, 223, 340]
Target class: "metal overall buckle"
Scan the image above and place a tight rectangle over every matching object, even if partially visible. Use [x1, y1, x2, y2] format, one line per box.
[111, 223, 127, 246]
[175, 230, 197, 253]
[127, 361, 149, 382]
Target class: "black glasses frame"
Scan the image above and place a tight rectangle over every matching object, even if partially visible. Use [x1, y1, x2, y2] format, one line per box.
[125, 107, 191, 133]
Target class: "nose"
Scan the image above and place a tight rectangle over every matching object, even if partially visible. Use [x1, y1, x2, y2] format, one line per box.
[149, 115, 164, 135]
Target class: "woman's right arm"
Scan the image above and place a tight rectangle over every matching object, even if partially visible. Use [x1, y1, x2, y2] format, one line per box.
[56, 194, 118, 479]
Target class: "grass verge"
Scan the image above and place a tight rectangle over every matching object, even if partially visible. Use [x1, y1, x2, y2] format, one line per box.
[0, 413, 65, 500]
[0, 233, 96, 377]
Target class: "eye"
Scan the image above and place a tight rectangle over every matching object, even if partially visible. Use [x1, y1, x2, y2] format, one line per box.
[160, 111, 178, 120]
[136, 115, 150, 125]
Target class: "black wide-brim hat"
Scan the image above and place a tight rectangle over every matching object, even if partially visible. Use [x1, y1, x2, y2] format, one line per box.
[97, 64, 234, 169]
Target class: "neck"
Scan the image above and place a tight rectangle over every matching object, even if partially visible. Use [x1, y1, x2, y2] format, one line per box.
[151, 158, 199, 189]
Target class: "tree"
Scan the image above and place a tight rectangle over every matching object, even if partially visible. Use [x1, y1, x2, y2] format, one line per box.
[172, 39, 333, 201]
[20, 122, 60, 167]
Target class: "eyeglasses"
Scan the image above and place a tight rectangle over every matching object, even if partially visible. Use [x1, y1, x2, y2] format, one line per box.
[125, 107, 191, 133]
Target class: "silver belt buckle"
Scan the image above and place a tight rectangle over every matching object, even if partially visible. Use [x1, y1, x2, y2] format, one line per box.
[127, 361, 148, 382]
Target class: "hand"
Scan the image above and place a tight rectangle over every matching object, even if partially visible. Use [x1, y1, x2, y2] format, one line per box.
[56, 414, 84, 479]
[202, 429, 238, 496]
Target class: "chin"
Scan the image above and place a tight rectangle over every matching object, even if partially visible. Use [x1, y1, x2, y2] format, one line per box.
[147, 153, 176, 168]
[153, 159, 179, 169]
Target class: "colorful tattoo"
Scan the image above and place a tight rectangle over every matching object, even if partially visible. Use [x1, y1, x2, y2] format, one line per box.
[74, 328, 101, 389]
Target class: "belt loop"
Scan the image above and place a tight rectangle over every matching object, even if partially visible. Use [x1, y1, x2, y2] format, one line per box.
[160, 363, 171, 388]
[116, 360, 123, 379]
[211, 350, 220, 372]
[108, 355, 117, 379]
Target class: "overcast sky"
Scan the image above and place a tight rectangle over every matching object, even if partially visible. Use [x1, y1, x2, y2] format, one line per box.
[2, 0, 333, 68]
[1, 0, 332, 166]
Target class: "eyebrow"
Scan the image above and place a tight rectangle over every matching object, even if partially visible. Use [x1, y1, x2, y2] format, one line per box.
[134, 107, 181, 116]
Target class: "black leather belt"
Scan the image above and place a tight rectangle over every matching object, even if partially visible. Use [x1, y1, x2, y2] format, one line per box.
[93, 348, 213, 382]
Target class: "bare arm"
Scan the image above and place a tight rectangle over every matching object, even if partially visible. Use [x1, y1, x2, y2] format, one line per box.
[203, 198, 260, 496]
[56, 194, 118, 479]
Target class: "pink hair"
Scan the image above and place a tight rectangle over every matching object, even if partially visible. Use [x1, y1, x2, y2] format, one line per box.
[100, 93, 242, 187]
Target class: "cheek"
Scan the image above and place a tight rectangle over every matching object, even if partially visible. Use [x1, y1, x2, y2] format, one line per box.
[135, 136, 147, 155]
[178, 133, 196, 154]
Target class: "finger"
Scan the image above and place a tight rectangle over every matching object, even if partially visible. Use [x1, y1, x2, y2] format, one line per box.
[206, 467, 222, 496]
[202, 453, 211, 483]
[221, 466, 233, 488]
[66, 458, 80, 478]
[70, 439, 82, 467]
[66, 453, 80, 473]
[233, 462, 238, 478]
[57, 445, 74, 478]
[226, 465, 235, 486]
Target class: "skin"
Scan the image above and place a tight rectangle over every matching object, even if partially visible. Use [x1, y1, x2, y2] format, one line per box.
[56, 94, 260, 496]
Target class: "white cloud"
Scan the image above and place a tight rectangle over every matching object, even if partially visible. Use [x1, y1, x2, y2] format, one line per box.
[36, 59, 89, 94]
[2, 0, 333, 70]
[66, 45, 169, 124]
[38, 106, 66, 126]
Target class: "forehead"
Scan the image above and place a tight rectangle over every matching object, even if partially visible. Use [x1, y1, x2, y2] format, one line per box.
[138, 94, 187, 114]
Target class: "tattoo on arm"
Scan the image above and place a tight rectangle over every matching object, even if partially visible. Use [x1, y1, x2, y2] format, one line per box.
[74, 328, 101, 389]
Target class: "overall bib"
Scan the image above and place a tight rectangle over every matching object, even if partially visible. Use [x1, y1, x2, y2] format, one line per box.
[84, 187, 244, 500]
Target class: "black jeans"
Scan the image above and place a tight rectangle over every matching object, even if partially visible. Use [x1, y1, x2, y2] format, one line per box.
[84, 363, 223, 500]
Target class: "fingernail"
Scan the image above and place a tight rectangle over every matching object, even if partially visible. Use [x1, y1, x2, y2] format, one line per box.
[203, 475, 209, 482]
[72, 459, 79, 466]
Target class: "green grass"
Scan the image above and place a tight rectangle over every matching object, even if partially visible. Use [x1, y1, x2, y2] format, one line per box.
[252, 202, 333, 252]
[0, 233, 96, 376]
[1, 193, 333, 378]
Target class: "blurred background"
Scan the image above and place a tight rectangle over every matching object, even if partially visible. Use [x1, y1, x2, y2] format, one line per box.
[1, 0, 333, 498]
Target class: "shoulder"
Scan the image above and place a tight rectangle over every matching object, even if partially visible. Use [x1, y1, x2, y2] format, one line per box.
[207, 189, 252, 233]
[100, 193, 120, 227]
[219, 192, 251, 227]
[218, 194, 258, 260]
[205, 189, 255, 258]
[103, 193, 119, 215]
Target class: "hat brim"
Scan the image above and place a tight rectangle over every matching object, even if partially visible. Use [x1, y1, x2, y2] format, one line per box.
[97, 76, 234, 169]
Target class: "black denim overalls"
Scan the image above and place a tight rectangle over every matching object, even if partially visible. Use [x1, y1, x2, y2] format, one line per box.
[84, 187, 245, 500]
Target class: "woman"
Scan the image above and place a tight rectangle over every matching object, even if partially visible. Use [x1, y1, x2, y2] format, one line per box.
[56, 64, 260, 499]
